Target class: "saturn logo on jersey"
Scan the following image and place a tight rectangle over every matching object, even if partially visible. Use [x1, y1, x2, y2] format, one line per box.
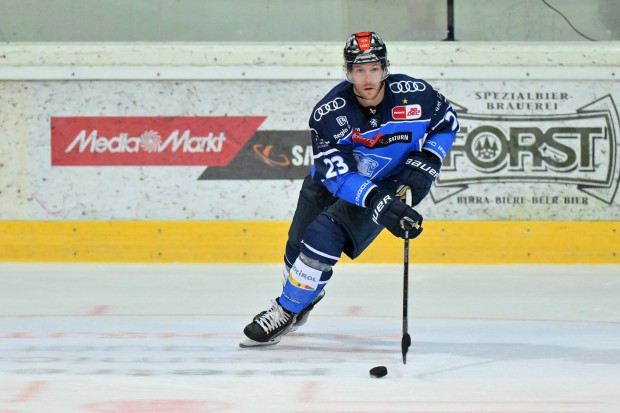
[351, 129, 413, 148]
[392, 104, 422, 120]
[376, 132, 412, 147]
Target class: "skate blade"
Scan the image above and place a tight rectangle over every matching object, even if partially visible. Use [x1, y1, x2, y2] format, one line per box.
[239, 335, 282, 348]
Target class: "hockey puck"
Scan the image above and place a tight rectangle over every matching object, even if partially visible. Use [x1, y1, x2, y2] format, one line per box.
[369, 365, 388, 378]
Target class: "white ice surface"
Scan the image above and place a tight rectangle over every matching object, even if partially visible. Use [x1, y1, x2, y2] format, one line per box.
[1, 263, 619, 413]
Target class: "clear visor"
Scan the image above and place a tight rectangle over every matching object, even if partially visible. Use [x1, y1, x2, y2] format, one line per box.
[344, 61, 390, 83]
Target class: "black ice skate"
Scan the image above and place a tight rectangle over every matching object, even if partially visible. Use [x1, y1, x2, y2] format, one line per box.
[289, 289, 326, 333]
[239, 298, 296, 348]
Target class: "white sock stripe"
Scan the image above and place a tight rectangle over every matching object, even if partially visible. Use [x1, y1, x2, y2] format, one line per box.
[302, 242, 341, 261]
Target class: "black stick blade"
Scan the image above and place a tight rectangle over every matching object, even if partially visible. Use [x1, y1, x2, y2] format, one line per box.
[401, 333, 411, 364]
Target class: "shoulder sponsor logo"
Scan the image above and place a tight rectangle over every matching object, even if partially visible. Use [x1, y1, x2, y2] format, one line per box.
[389, 81, 426, 94]
[392, 104, 422, 120]
[313, 97, 346, 121]
[51, 116, 266, 166]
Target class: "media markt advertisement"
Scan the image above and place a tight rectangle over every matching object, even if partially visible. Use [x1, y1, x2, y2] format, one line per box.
[51, 116, 266, 166]
[30, 80, 320, 221]
[432, 81, 620, 221]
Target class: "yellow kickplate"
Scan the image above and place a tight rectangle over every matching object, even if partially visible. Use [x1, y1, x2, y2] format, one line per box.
[0, 221, 617, 263]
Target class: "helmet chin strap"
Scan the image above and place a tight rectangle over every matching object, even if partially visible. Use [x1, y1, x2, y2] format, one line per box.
[352, 81, 385, 104]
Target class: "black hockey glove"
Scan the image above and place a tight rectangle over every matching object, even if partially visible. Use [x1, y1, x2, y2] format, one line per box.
[370, 190, 423, 239]
[398, 151, 441, 206]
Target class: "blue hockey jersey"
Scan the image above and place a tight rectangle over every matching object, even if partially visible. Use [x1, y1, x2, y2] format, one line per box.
[309, 73, 459, 207]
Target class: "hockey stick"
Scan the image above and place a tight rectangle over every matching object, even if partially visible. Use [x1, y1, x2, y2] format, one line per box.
[402, 228, 411, 364]
[401, 188, 413, 365]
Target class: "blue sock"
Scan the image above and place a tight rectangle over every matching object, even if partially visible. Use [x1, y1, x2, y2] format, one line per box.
[279, 214, 344, 313]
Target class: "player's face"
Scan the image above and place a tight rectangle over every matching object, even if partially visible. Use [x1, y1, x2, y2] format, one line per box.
[349, 62, 385, 105]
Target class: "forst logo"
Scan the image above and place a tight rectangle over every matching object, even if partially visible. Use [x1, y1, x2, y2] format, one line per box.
[450, 125, 602, 173]
[434, 95, 620, 205]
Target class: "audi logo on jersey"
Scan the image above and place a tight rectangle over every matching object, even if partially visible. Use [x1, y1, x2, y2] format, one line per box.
[389, 81, 427, 94]
[313, 97, 346, 121]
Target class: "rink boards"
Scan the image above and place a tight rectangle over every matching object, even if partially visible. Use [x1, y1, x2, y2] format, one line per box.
[1, 43, 619, 264]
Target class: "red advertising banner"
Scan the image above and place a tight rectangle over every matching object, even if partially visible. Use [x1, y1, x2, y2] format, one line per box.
[51, 116, 266, 166]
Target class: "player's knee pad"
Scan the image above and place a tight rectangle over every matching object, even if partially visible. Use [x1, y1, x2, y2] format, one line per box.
[300, 213, 346, 267]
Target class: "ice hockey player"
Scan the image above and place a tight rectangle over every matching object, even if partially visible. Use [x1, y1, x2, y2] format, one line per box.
[240, 31, 459, 347]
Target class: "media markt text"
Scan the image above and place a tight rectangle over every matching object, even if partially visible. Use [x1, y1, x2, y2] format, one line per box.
[64, 130, 227, 153]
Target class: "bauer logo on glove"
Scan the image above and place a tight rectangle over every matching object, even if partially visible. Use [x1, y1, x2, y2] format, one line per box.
[404, 157, 440, 179]
[370, 190, 423, 239]
[371, 194, 393, 225]
[399, 151, 442, 206]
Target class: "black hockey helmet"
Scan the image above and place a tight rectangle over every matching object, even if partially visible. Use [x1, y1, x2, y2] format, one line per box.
[343, 31, 389, 72]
